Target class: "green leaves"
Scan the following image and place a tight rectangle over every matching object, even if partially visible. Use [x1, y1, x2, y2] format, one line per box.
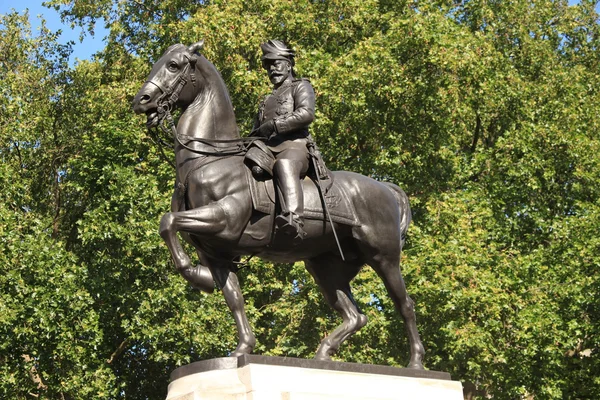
[2, 1, 600, 399]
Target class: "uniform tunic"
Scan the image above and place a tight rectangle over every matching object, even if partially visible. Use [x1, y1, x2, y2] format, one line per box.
[254, 78, 315, 154]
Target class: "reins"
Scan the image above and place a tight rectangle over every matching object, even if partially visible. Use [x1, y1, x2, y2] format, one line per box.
[147, 51, 266, 159]
[161, 108, 264, 156]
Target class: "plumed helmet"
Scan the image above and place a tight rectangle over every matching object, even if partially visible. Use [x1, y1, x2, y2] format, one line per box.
[260, 39, 295, 67]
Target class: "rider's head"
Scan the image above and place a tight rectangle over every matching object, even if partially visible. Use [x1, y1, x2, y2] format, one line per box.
[261, 40, 295, 86]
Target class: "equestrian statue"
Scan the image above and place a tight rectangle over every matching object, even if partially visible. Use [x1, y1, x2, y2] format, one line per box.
[132, 40, 425, 369]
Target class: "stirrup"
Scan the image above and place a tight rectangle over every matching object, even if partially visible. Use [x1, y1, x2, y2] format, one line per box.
[275, 213, 306, 243]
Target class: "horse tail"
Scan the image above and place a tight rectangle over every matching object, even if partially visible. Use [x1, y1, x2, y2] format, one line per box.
[382, 182, 412, 248]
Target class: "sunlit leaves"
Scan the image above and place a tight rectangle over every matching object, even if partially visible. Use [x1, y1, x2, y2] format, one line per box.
[2, 1, 600, 399]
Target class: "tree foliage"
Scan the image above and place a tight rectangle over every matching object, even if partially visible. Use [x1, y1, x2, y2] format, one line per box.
[1, 1, 599, 398]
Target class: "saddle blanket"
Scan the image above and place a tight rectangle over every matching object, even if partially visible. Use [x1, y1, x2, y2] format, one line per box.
[247, 173, 360, 227]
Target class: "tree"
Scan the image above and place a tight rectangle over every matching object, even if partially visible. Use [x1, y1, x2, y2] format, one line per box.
[2, 0, 599, 398]
[0, 11, 115, 398]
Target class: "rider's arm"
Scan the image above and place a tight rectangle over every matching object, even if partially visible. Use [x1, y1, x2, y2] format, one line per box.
[273, 80, 315, 135]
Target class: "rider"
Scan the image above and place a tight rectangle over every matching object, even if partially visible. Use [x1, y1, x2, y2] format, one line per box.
[253, 40, 316, 242]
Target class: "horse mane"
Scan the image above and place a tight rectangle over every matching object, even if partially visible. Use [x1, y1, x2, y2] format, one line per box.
[174, 44, 240, 140]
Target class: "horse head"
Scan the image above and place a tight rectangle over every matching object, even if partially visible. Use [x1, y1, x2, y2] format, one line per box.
[133, 40, 206, 128]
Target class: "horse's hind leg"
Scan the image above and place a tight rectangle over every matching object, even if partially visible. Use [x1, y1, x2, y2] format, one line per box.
[369, 254, 425, 369]
[305, 254, 367, 361]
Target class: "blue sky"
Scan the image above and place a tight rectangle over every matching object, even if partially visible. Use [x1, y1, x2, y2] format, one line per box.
[0, 0, 109, 64]
[0, 0, 593, 65]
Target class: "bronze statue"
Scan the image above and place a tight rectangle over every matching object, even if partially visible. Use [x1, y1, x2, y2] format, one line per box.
[251, 40, 315, 243]
[132, 40, 425, 368]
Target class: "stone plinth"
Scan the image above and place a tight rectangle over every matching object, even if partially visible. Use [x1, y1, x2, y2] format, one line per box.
[166, 355, 463, 400]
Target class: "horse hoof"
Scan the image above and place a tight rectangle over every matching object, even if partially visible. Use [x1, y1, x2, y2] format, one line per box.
[407, 361, 424, 370]
[314, 353, 332, 362]
[187, 264, 214, 293]
[231, 342, 255, 358]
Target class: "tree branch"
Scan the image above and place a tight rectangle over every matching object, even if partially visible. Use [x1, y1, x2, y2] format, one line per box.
[22, 354, 47, 391]
[107, 339, 130, 364]
[470, 112, 481, 153]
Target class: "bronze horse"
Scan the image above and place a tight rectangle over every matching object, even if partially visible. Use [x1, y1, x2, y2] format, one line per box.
[132, 41, 425, 368]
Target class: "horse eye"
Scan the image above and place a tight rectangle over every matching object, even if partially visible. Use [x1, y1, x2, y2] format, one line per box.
[167, 61, 179, 71]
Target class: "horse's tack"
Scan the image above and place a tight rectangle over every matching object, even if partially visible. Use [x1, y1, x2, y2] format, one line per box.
[162, 108, 260, 156]
[244, 140, 276, 176]
[246, 171, 360, 227]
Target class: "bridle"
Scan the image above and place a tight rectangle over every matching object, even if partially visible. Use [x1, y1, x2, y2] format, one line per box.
[146, 50, 263, 158]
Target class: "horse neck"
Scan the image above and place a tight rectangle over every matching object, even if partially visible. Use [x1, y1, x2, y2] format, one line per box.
[177, 56, 239, 142]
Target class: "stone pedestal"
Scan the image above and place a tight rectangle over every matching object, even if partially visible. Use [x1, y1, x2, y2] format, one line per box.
[166, 355, 463, 400]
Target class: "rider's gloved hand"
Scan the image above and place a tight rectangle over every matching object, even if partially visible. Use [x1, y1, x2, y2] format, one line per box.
[257, 119, 276, 138]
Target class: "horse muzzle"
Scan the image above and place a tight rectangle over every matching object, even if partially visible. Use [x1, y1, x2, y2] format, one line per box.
[132, 82, 161, 126]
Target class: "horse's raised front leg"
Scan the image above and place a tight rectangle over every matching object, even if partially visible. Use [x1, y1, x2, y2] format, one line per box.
[159, 204, 255, 356]
[159, 204, 227, 273]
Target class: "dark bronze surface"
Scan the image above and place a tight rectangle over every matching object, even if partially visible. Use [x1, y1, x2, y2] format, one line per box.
[170, 355, 452, 382]
[133, 40, 425, 369]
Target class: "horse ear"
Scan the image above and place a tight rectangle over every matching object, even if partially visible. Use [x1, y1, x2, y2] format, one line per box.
[188, 40, 205, 54]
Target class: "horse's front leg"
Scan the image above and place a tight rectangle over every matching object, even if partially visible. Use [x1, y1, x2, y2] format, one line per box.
[159, 204, 229, 292]
[159, 204, 227, 273]
[209, 263, 256, 356]
[159, 203, 256, 356]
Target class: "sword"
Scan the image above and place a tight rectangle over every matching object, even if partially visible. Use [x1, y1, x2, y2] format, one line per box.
[307, 143, 345, 261]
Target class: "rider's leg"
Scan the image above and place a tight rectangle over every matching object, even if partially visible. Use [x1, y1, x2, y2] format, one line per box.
[273, 148, 309, 239]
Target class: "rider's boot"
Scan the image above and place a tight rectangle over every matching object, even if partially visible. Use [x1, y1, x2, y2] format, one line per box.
[274, 159, 307, 244]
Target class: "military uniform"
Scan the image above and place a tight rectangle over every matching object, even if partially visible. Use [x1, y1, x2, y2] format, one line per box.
[254, 78, 315, 153]
[253, 40, 316, 241]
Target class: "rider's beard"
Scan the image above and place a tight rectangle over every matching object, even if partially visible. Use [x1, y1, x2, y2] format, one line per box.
[269, 73, 287, 86]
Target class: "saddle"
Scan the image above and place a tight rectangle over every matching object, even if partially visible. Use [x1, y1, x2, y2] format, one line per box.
[240, 139, 358, 245]
[244, 163, 360, 245]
